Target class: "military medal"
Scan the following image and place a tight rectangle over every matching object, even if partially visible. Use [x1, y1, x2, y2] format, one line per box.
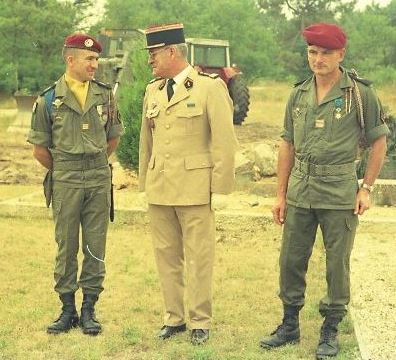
[82, 123, 89, 130]
[315, 119, 325, 128]
[334, 98, 343, 119]
[146, 102, 159, 129]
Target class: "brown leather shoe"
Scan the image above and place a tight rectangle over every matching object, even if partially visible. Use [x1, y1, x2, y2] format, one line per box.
[157, 324, 186, 339]
[191, 329, 209, 345]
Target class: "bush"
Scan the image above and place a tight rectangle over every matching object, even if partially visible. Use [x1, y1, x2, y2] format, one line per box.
[116, 44, 152, 170]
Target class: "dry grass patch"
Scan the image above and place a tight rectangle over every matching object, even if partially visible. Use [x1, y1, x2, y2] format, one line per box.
[0, 211, 359, 360]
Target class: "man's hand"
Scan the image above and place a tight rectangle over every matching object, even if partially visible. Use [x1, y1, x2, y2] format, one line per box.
[354, 188, 371, 215]
[272, 196, 287, 225]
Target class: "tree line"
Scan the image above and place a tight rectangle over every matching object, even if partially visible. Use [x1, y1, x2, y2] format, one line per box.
[0, 0, 395, 94]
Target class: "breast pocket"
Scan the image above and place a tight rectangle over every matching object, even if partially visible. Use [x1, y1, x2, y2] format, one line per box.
[176, 107, 203, 135]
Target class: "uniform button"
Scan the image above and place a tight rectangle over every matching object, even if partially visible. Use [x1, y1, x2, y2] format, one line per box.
[165, 140, 170, 145]
[165, 124, 170, 129]
[166, 110, 171, 115]
[165, 153, 170, 159]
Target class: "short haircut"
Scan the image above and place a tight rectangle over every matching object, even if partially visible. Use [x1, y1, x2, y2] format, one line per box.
[172, 43, 188, 59]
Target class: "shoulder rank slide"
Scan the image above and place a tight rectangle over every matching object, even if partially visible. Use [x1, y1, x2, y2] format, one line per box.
[198, 71, 219, 79]
[149, 77, 163, 84]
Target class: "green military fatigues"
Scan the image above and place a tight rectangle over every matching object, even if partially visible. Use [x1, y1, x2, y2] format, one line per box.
[28, 76, 123, 295]
[280, 67, 389, 318]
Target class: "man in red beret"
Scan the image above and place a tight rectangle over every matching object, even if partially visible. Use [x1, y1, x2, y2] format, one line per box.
[260, 23, 389, 359]
[28, 33, 123, 336]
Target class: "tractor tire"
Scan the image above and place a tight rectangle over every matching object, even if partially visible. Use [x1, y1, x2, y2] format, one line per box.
[228, 75, 250, 125]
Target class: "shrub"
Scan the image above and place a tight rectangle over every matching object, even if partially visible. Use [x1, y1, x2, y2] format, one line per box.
[116, 44, 152, 170]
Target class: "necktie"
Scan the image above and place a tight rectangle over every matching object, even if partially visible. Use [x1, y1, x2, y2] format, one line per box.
[167, 78, 175, 101]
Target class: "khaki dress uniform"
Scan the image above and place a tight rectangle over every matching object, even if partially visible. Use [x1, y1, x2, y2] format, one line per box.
[28, 76, 123, 296]
[139, 68, 238, 329]
[280, 67, 390, 318]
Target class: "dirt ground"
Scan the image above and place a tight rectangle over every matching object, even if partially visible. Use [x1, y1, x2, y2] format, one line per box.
[1, 95, 396, 359]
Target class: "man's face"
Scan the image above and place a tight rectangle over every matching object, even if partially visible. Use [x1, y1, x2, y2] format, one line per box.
[147, 46, 172, 78]
[307, 45, 345, 77]
[67, 49, 99, 82]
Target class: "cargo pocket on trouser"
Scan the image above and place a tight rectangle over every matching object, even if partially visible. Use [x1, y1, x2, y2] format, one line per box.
[79, 187, 110, 294]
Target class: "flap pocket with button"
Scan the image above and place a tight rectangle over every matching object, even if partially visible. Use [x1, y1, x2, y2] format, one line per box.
[185, 154, 213, 170]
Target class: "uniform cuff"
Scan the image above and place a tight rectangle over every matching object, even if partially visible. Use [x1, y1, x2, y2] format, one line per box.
[27, 129, 51, 147]
[366, 123, 390, 144]
[281, 129, 293, 143]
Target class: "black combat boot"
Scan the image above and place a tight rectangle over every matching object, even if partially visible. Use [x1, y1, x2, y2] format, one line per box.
[47, 293, 79, 334]
[316, 315, 343, 359]
[260, 305, 301, 349]
[80, 294, 102, 335]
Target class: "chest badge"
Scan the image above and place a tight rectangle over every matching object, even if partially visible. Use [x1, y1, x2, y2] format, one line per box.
[82, 123, 89, 130]
[53, 98, 63, 109]
[293, 107, 302, 117]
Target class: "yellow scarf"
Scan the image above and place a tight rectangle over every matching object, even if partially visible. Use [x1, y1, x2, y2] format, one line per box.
[64, 73, 89, 110]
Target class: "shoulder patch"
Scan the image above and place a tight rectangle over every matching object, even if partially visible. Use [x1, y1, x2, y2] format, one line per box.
[149, 77, 163, 84]
[40, 83, 56, 96]
[348, 69, 372, 86]
[92, 79, 112, 89]
[198, 71, 219, 79]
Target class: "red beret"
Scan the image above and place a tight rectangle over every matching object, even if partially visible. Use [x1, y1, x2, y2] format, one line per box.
[64, 33, 102, 53]
[302, 23, 347, 49]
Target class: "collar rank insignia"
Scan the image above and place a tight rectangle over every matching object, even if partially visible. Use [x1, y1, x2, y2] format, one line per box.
[184, 78, 193, 90]
[158, 79, 166, 90]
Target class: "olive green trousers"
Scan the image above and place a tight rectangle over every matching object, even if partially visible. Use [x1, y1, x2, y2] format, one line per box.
[52, 183, 110, 295]
[279, 205, 358, 318]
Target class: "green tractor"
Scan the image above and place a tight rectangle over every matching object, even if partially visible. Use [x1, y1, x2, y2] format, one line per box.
[186, 38, 250, 125]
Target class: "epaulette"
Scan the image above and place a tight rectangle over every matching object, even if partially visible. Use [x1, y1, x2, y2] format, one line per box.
[294, 77, 311, 88]
[40, 83, 56, 96]
[198, 71, 219, 79]
[348, 69, 372, 86]
[92, 79, 112, 89]
[149, 77, 163, 84]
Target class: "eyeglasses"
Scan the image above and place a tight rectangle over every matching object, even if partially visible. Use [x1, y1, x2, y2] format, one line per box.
[148, 46, 170, 59]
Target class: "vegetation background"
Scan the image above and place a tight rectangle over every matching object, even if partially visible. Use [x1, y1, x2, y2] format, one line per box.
[1, 0, 396, 94]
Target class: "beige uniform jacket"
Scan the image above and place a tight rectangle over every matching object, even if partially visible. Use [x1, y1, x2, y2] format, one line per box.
[139, 68, 238, 205]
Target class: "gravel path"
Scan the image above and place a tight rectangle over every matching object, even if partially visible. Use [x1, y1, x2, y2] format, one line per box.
[350, 217, 396, 360]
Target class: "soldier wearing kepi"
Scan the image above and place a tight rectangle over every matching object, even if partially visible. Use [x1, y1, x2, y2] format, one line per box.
[259, 23, 389, 359]
[139, 23, 238, 345]
[27, 33, 123, 335]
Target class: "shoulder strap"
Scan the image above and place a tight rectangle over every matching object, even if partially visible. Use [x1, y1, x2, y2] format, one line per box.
[43, 88, 56, 122]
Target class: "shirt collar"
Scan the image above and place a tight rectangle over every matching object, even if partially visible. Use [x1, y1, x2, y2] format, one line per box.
[172, 65, 193, 86]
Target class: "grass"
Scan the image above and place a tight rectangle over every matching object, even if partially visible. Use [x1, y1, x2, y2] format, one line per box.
[1, 80, 381, 359]
[0, 209, 360, 360]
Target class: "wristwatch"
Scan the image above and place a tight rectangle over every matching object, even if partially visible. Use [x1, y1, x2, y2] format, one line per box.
[361, 183, 374, 192]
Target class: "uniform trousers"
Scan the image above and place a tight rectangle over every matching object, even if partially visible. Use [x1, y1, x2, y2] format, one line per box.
[148, 204, 215, 329]
[52, 183, 110, 295]
[279, 205, 358, 318]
